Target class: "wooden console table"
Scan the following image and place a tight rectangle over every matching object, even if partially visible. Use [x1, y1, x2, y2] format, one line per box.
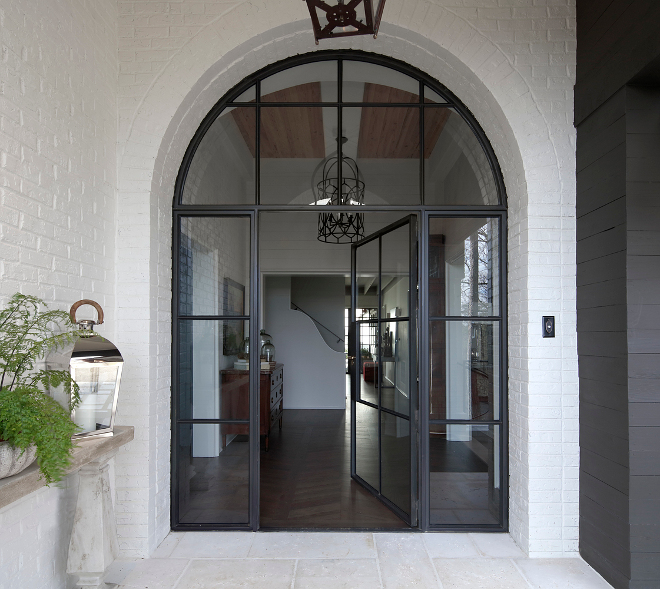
[220, 363, 283, 451]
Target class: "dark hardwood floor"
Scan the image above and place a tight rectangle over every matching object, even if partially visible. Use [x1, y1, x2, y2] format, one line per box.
[259, 404, 409, 529]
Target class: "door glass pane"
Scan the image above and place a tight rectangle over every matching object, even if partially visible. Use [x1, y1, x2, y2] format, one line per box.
[343, 107, 420, 205]
[181, 107, 255, 205]
[261, 61, 337, 102]
[430, 425, 501, 526]
[381, 224, 410, 318]
[355, 402, 380, 491]
[232, 85, 255, 102]
[178, 320, 250, 420]
[358, 321, 378, 405]
[179, 217, 251, 316]
[430, 321, 499, 421]
[424, 86, 449, 104]
[424, 109, 498, 206]
[428, 217, 500, 317]
[381, 413, 410, 515]
[379, 321, 410, 417]
[260, 107, 337, 205]
[356, 238, 379, 310]
[343, 61, 419, 103]
[177, 424, 249, 524]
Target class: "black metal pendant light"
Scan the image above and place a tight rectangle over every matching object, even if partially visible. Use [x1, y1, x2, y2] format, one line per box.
[303, 0, 387, 44]
[314, 144, 365, 244]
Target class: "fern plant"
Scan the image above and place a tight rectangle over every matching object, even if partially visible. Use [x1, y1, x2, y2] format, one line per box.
[0, 293, 81, 483]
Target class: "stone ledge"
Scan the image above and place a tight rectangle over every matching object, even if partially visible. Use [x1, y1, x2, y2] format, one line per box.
[0, 425, 134, 511]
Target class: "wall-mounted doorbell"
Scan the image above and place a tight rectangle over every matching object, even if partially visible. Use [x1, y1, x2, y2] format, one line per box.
[542, 316, 555, 338]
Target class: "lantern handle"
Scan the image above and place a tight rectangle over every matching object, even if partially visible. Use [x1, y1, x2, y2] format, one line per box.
[70, 299, 104, 326]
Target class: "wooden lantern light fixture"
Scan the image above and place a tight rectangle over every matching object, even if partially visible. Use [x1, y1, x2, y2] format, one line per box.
[303, 0, 387, 44]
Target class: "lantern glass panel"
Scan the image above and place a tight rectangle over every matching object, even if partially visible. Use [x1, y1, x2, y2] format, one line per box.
[70, 362, 121, 434]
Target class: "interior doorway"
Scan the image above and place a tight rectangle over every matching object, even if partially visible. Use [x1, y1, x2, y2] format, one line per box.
[258, 211, 415, 529]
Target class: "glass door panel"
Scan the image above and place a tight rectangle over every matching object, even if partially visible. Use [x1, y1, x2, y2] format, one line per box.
[379, 320, 410, 417]
[355, 403, 380, 491]
[358, 322, 379, 405]
[174, 214, 254, 529]
[427, 216, 504, 529]
[351, 215, 417, 525]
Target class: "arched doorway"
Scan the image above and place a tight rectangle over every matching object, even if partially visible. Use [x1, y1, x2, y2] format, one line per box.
[171, 51, 507, 532]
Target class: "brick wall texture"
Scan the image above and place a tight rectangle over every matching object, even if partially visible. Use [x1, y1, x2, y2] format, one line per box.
[0, 0, 578, 583]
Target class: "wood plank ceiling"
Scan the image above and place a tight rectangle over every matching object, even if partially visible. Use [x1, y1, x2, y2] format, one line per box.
[231, 82, 449, 159]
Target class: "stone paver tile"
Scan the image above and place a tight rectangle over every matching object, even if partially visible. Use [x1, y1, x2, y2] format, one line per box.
[423, 533, 480, 558]
[170, 531, 255, 558]
[174, 559, 295, 589]
[434, 558, 530, 589]
[151, 532, 186, 558]
[106, 559, 137, 585]
[294, 558, 381, 589]
[515, 558, 613, 588]
[469, 533, 526, 558]
[375, 533, 440, 589]
[118, 558, 189, 589]
[248, 532, 375, 559]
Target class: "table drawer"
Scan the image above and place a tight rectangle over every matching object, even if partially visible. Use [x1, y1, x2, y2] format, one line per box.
[270, 366, 283, 390]
[269, 383, 283, 409]
[270, 400, 283, 428]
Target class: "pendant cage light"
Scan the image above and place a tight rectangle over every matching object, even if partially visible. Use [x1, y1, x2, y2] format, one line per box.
[303, 0, 387, 44]
[314, 152, 365, 244]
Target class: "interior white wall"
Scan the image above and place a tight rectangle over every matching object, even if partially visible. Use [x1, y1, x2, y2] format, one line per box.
[264, 275, 345, 410]
[291, 276, 346, 354]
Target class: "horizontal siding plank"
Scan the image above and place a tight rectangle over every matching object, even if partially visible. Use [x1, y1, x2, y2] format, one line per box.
[582, 447, 630, 494]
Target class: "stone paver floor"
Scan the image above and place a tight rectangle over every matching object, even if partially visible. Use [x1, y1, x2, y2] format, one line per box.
[106, 532, 613, 589]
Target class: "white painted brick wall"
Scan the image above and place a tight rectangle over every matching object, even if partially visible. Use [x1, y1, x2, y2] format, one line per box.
[0, 0, 118, 586]
[114, 0, 577, 558]
[0, 0, 578, 570]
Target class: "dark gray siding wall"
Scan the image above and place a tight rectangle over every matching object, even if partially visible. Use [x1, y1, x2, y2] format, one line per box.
[626, 87, 660, 589]
[577, 88, 630, 589]
[577, 2, 660, 586]
[576, 0, 660, 124]
[577, 84, 660, 589]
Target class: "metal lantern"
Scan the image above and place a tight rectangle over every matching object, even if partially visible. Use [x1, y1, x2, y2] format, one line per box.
[303, 0, 387, 44]
[65, 300, 123, 438]
[315, 150, 365, 244]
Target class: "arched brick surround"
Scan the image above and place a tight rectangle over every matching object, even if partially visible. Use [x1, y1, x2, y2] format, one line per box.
[115, 3, 577, 558]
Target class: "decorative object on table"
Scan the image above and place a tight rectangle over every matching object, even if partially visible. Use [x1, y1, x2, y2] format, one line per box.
[50, 300, 123, 439]
[222, 278, 245, 355]
[314, 138, 365, 244]
[0, 293, 80, 483]
[259, 329, 273, 352]
[261, 339, 276, 363]
[233, 358, 249, 371]
[303, 0, 387, 44]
